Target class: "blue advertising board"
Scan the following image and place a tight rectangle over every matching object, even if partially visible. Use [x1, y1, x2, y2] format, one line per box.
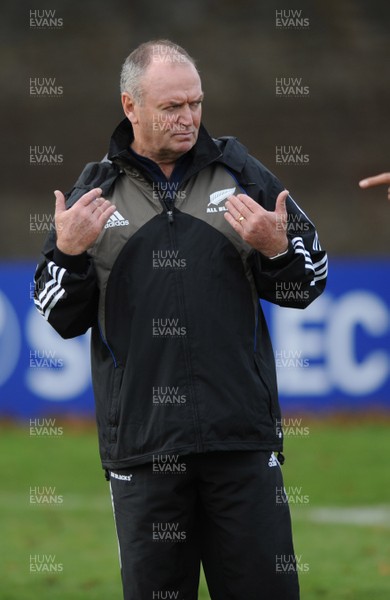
[263, 259, 390, 411]
[0, 260, 389, 418]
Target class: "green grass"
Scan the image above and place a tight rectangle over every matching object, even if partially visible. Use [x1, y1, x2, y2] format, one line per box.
[0, 419, 389, 599]
[283, 420, 390, 599]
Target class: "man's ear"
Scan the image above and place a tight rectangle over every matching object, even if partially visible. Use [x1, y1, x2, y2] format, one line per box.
[121, 93, 138, 124]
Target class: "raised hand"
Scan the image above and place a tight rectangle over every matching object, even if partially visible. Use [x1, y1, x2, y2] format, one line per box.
[224, 190, 289, 257]
[55, 188, 116, 255]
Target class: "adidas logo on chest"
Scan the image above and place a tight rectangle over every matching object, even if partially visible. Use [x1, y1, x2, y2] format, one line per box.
[104, 210, 129, 228]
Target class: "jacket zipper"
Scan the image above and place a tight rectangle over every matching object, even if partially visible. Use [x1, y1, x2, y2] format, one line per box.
[156, 186, 203, 452]
[159, 194, 174, 224]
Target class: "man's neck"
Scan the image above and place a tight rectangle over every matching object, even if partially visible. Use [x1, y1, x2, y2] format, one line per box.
[156, 162, 175, 179]
[131, 142, 178, 179]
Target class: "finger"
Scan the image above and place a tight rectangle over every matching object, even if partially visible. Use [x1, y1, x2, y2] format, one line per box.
[359, 173, 390, 188]
[93, 199, 113, 217]
[90, 197, 106, 213]
[96, 199, 113, 213]
[224, 211, 244, 235]
[78, 188, 103, 207]
[54, 190, 66, 214]
[225, 198, 245, 223]
[226, 195, 252, 221]
[97, 204, 116, 228]
[236, 193, 260, 214]
[274, 190, 289, 215]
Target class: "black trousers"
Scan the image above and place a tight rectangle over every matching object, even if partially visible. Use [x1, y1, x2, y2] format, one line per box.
[109, 451, 300, 600]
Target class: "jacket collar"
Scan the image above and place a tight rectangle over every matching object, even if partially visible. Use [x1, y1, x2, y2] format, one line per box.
[107, 118, 248, 181]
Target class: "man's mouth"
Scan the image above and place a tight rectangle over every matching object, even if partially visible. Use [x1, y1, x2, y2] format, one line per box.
[172, 130, 194, 137]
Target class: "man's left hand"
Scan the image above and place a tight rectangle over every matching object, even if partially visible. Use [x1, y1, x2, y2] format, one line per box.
[224, 190, 289, 257]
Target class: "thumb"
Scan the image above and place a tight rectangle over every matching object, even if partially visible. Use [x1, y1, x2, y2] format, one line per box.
[54, 190, 66, 214]
[275, 189, 289, 214]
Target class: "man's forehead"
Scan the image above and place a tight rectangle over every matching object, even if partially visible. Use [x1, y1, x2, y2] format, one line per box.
[142, 61, 202, 99]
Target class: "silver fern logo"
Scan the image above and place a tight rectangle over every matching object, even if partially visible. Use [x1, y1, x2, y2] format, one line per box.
[207, 187, 235, 213]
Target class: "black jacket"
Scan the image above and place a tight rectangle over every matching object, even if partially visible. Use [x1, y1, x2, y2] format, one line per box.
[34, 119, 328, 468]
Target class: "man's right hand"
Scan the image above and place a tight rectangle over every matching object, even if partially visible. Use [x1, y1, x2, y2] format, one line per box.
[54, 188, 116, 255]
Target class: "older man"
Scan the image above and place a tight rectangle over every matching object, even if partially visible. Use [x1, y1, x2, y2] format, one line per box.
[34, 40, 327, 600]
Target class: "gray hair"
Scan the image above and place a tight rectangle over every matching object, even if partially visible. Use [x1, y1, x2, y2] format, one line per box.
[120, 39, 197, 104]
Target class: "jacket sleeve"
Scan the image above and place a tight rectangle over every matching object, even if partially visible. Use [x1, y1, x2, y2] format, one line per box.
[34, 229, 99, 339]
[243, 156, 328, 309]
[33, 159, 121, 338]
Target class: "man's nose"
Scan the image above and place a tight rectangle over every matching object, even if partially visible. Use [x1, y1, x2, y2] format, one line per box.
[177, 104, 193, 127]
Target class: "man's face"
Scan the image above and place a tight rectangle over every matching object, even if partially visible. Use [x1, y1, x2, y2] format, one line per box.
[123, 60, 203, 163]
